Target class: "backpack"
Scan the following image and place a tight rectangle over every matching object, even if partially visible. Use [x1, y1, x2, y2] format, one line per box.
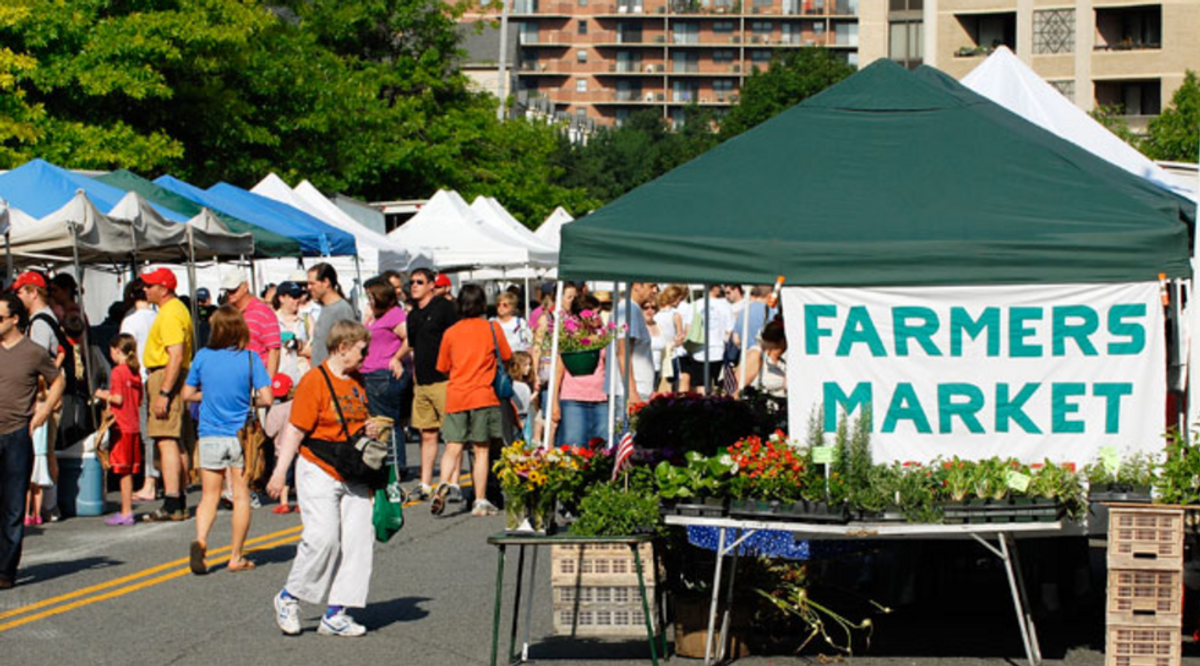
[31, 312, 93, 449]
[30, 312, 79, 394]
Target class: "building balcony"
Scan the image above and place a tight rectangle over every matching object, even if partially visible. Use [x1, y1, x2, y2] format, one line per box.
[511, 1, 576, 16]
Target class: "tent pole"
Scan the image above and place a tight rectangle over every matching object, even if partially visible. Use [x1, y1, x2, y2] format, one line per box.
[606, 285, 617, 447]
[541, 281, 565, 451]
[353, 254, 364, 320]
[738, 285, 751, 391]
[187, 225, 200, 348]
[4, 229, 11, 286]
[703, 285, 711, 393]
[246, 255, 258, 297]
[624, 282, 633, 421]
[523, 274, 531, 316]
[70, 224, 98, 420]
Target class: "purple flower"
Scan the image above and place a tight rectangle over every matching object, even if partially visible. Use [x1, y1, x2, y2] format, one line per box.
[580, 309, 594, 319]
[564, 319, 580, 333]
[580, 337, 591, 346]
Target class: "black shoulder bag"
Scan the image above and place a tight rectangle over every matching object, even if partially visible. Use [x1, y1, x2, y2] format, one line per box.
[303, 367, 388, 489]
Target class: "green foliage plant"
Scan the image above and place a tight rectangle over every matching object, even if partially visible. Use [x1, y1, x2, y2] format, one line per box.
[570, 482, 662, 537]
[654, 451, 734, 500]
[1157, 430, 1200, 505]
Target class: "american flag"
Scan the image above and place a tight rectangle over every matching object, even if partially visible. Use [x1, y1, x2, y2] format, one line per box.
[721, 362, 739, 396]
[611, 430, 635, 481]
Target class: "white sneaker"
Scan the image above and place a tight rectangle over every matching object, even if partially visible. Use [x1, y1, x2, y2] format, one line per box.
[249, 491, 262, 509]
[472, 499, 500, 516]
[319, 610, 367, 637]
[274, 591, 301, 636]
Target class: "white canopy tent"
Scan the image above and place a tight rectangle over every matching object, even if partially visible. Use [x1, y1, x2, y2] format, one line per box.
[293, 179, 431, 271]
[962, 47, 1195, 201]
[534, 206, 574, 251]
[109, 191, 256, 261]
[470, 196, 558, 261]
[389, 190, 551, 271]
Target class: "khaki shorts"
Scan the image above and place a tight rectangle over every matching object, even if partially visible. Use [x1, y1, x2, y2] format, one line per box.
[442, 406, 502, 444]
[145, 368, 187, 440]
[411, 381, 448, 431]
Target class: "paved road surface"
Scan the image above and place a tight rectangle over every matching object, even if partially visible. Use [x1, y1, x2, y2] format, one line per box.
[4, 461, 1199, 665]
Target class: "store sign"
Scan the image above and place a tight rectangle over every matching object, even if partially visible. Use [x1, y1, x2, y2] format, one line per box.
[781, 283, 1164, 464]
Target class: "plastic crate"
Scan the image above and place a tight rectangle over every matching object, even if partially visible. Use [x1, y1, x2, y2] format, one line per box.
[1106, 569, 1183, 626]
[1105, 625, 1180, 666]
[552, 604, 656, 637]
[551, 543, 656, 586]
[1108, 507, 1184, 570]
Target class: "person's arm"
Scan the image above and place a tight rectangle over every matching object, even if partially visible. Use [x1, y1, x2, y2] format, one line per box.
[551, 354, 565, 423]
[256, 386, 274, 408]
[737, 347, 764, 398]
[390, 322, 408, 379]
[672, 311, 684, 346]
[181, 384, 201, 403]
[153, 343, 184, 419]
[615, 337, 642, 405]
[33, 374, 65, 432]
[266, 348, 280, 378]
[267, 423, 304, 499]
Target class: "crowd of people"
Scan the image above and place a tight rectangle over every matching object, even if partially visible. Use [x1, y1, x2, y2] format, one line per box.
[0, 263, 786, 636]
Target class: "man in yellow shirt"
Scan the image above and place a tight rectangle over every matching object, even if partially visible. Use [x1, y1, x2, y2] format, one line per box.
[140, 268, 195, 522]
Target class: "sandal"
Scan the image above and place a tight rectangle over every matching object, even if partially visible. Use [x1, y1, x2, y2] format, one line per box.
[189, 540, 207, 575]
[227, 558, 257, 573]
[430, 483, 449, 516]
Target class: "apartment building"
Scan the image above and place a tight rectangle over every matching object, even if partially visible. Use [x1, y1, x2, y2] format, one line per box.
[925, 0, 1200, 130]
[508, 0, 888, 125]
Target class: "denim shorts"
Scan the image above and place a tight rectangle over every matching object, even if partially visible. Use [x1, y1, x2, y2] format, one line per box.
[198, 436, 243, 471]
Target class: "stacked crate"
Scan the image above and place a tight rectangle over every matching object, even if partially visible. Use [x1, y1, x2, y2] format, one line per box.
[1106, 506, 1184, 666]
[550, 543, 658, 637]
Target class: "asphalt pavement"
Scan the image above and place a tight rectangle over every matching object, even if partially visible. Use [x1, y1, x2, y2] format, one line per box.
[4, 446, 1199, 666]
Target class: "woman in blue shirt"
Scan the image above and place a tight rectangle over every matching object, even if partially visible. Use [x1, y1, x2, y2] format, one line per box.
[183, 305, 273, 575]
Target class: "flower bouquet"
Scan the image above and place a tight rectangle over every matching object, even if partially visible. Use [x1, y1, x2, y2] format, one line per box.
[555, 308, 622, 376]
[493, 440, 587, 533]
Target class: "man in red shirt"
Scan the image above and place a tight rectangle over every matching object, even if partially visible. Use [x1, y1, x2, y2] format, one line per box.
[221, 271, 281, 377]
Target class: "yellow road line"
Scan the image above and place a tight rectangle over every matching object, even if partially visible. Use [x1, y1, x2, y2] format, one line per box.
[0, 534, 303, 633]
[0, 477, 467, 630]
[0, 524, 303, 622]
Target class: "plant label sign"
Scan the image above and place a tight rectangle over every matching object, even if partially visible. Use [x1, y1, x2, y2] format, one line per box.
[781, 283, 1165, 464]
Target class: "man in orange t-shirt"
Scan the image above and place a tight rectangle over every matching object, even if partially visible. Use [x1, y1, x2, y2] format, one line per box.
[430, 284, 511, 517]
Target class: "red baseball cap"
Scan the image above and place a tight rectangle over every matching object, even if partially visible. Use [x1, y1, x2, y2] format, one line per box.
[434, 274, 452, 288]
[12, 271, 47, 292]
[271, 373, 294, 399]
[141, 267, 177, 291]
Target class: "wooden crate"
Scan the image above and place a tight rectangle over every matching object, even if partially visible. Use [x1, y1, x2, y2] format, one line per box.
[1106, 569, 1183, 627]
[1108, 507, 1184, 570]
[1105, 625, 1180, 666]
[550, 543, 658, 637]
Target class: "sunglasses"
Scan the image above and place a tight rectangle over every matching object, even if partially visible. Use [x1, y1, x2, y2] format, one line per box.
[411, 279, 428, 285]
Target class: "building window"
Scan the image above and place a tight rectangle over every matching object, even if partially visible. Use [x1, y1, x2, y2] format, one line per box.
[578, 20, 588, 34]
[889, 0, 921, 9]
[955, 12, 1015, 53]
[751, 21, 773, 33]
[753, 0, 772, 7]
[750, 49, 772, 62]
[713, 49, 735, 63]
[1049, 80, 1075, 102]
[713, 20, 735, 33]
[1095, 6, 1161, 50]
[576, 78, 588, 92]
[577, 49, 588, 62]
[889, 20, 923, 68]
[1032, 9, 1073, 54]
[1095, 79, 1161, 116]
[713, 79, 735, 92]
[579, 0, 588, 5]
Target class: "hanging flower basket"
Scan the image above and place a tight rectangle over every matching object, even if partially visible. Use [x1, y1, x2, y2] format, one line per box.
[561, 348, 602, 376]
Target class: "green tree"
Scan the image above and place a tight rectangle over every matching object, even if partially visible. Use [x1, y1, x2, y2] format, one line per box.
[1142, 71, 1199, 163]
[719, 48, 853, 139]
[1090, 104, 1142, 150]
[0, 5, 43, 166]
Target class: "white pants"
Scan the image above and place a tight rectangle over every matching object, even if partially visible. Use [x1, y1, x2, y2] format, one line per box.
[285, 456, 374, 608]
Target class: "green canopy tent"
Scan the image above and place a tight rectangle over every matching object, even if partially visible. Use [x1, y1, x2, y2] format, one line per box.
[95, 169, 300, 258]
[558, 59, 1194, 287]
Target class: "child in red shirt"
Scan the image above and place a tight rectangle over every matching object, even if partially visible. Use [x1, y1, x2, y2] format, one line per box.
[94, 334, 143, 526]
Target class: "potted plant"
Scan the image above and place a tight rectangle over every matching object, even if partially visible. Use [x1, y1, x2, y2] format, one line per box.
[1026, 460, 1082, 522]
[1086, 451, 1154, 501]
[555, 307, 622, 376]
[570, 482, 662, 537]
[891, 462, 941, 524]
[938, 457, 976, 524]
[725, 432, 809, 518]
[655, 451, 733, 516]
[493, 440, 587, 533]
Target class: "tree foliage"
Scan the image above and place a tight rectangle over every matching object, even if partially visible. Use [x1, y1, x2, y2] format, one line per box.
[718, 48, 854, 139]
[1142, 71, 1199, 163]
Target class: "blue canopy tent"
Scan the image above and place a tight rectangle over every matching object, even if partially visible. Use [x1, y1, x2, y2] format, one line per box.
[154, 176, 357, 257]
[0, 159, 188, 222]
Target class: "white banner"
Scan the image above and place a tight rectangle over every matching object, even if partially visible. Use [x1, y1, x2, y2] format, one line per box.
[782, 283, 1165, 465]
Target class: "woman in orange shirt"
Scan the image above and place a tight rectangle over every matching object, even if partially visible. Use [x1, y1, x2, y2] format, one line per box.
[431, 284, 511, 517]
[266, 321, 382, 638]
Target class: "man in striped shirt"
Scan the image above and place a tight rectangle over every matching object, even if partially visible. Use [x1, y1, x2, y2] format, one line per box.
[222, 271, 281, 377]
